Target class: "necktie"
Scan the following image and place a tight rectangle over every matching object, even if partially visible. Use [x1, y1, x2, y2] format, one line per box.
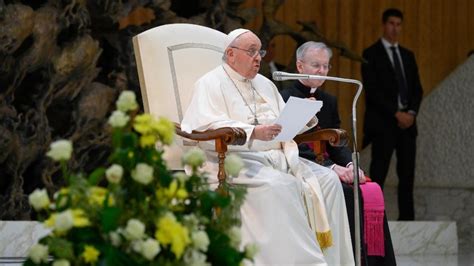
[390, 46, 408, 105]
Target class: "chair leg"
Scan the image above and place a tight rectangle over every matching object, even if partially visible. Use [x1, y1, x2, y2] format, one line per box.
[215, 138, 228, 195]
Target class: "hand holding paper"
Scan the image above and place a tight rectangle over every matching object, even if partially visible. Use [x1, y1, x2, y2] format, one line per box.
[273, 96, 323, 141]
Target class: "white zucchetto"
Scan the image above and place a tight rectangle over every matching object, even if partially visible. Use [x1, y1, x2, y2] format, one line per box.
[223, 28, 250, 49]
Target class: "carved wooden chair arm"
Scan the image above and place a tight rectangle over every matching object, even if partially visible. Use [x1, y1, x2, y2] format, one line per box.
[174, 123, 247, 190]
[175, 123, 247, 146]
[294, 128, 348, 165]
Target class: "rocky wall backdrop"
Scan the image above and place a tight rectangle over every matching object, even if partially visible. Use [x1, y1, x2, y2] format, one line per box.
[0, 0, 361, 220]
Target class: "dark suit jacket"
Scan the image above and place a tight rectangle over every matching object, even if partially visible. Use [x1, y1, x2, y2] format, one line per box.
[280, 81, 352, 167]
[361, 39, 423, 146]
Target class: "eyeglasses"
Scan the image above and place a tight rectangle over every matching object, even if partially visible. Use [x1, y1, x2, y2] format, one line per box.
[230, 46, 267, 58]
[302, 61, 332, 71]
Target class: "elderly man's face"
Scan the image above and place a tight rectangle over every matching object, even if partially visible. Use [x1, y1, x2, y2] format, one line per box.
[226, 32, 262, 79]
[296, 47, 331, 88]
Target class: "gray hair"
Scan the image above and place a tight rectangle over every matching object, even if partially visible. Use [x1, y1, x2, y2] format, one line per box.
[296, 41, 333, 61]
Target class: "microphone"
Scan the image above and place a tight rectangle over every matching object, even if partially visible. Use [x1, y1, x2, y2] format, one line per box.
[272, 71, 325, 81]
[273, 71, 362, 85]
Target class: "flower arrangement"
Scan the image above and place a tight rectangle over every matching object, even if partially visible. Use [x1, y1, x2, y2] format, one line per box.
[25, 91, 256, 266]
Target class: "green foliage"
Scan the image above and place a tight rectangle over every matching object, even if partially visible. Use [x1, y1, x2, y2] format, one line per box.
[26, 91, 252, 265]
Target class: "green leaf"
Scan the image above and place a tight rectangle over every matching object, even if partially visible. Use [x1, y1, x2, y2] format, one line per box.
[69, 227, 102, 243]
[101, 206, 122, 232]
[99, 244, 135, 266]
[112, 128, 123, 147]
[88, 167, 106, 185]
[122, 132, 138, 148]
[214, 193, 232, 208]
[207, 228, 244, 266]
[46, 237, 75, 260]
[22, 259, 36, 266]
[199, 191, 219, 216]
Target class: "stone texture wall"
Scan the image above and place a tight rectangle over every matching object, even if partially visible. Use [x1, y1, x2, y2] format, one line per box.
[359, 56, 474, 253]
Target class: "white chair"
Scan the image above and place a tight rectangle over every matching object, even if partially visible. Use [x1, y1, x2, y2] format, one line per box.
[132, 23, 246, 190]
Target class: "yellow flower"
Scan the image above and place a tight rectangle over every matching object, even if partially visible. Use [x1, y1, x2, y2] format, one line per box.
[134, 115, 175, 146]
[88, 187, 115, 206]
[44, 213, 56, 228]
[71, 209, 91, 227]
[152, 118, 175, 145]
[156, 180, 188, 204]
[166, 180, 178, 197]
[82, 245, 100, 264]
[44, 209, 89, 234]
[133, 114, 153, 134]
[155, 213, 190, 259]
[139, 134, 157, 147]
[176, 188, 188, 199]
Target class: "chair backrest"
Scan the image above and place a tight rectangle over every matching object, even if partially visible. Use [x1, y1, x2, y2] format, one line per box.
[133, 24, 227, 169]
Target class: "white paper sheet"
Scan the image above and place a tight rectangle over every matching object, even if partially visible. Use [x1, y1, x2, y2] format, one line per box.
[273, 96, 323, 141]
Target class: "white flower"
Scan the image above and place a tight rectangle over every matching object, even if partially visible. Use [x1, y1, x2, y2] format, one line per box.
[182, 148, 206, 167]
[244, 243, 259, 259]
[224, 154, 244, 177]
[28, 243, 49, 264]
[131, 240, 143, 253]
[106, 164, 123, 184]
[228, 226, 241, 248]
[191, 230, 210, 252]
[174, 172, 190, 183]
[141, 238, 160, 260]
[183, 250, 210, 266]
[28, 189, 50, 211]
[131, 163, 154, 185]
[182, 214, 200, 231]
[109, 231, 122, 247]
[116, 90, 138, 112]
[124, 219, 145, 240]
[55, 209, 74, 232]
[108, 110, 130, 128]
[52, 259, 70, 266]
[46, 140, 73, 161]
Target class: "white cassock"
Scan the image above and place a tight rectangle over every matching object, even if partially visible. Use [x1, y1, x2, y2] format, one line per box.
[181, 64, 354, 266]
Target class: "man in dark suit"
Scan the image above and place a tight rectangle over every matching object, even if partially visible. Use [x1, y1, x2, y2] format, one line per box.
[361, 8, 423, 221]
[281, 41, 396, 266]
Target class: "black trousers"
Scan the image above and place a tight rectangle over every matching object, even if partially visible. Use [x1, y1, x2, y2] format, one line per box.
[369, 124, 417, 220]
[342, 183, 397, 266]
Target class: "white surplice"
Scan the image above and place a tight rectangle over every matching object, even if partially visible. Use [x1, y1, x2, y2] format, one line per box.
[181, 64, 354, 266]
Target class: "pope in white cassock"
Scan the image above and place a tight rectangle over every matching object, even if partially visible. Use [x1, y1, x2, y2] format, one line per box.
[181, 28, 354, 266]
